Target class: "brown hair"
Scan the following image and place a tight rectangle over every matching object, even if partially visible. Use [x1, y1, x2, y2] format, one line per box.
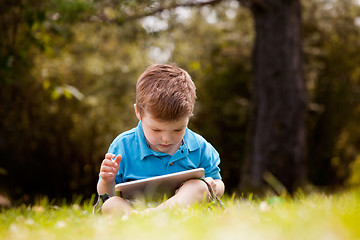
[136, 64, 196, 121]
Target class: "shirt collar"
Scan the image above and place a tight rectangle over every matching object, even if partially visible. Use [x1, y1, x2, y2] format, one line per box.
[135, 121, 154, 160]
[135, 121, 200, 160]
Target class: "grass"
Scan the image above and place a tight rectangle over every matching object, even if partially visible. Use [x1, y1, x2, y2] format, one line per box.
[1, 188, 360, 240]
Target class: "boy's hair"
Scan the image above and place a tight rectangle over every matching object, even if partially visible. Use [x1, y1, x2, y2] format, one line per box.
[136, 64, 196, 121]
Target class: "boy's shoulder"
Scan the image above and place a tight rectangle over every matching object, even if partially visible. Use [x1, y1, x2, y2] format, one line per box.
[186, 128, 205, 142]
[111, 126, 137, 146]
[185, 128, 214, 150]
[186, 128, 220, 162]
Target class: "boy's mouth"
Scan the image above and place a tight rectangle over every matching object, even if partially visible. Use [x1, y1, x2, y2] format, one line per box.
[159, 144, 172, 148]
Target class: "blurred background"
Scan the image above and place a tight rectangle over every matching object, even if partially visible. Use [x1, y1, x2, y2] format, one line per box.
[1, 0, 360, 204]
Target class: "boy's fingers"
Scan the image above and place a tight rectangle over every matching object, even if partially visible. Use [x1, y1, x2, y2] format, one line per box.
[105, 153, 116, 160]
[204, 177, 216, 189]
[114, 155, 122, 166]
[100, 171, 115, 180]
[100, 171, 113, 176]
[204, 177, 214, 184]
[102, 159, 115, 167]
[100, 165, 116, 173]
[101, 160, 118, 173]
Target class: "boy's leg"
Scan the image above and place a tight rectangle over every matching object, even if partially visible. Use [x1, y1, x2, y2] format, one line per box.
[101, 196, 134, 215]
[157, 179, 209, 209]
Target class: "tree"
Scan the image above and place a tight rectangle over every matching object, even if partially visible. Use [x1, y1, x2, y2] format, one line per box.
[239, 0, 307, 194]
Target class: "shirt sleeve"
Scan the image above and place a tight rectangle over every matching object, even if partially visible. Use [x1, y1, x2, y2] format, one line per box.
[199, 141, 222, 179]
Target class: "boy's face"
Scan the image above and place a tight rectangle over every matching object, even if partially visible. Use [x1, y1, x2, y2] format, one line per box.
[135, 105, 189, 155]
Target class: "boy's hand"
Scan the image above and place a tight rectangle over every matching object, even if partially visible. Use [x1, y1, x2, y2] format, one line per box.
[100, 153, 122, 183]
[204, 177, 217, 195]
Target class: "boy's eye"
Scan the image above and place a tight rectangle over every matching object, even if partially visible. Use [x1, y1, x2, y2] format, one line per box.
[152, 129, 161, 132]
[175, 129, 184, 132]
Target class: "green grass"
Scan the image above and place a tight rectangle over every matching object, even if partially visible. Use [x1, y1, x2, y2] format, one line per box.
[1, 188, 360, 240]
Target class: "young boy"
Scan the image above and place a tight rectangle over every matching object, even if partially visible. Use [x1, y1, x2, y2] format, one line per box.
[97, 64, 225, 215]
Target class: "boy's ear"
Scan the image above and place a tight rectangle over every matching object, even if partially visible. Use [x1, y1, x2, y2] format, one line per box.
[134, 104, 141, 120]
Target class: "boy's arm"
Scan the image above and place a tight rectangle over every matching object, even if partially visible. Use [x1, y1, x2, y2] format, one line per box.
[97, 178, 116, 196]
[97, 153, 122, 196]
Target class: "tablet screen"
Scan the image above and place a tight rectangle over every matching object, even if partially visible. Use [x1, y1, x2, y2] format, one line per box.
[115, 168, 205, 200]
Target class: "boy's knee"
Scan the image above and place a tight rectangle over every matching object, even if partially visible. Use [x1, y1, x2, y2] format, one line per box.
[101, 196, 119, 214]
[183, 179, 209, 198]
[102, 196, 133, 215]
[195, 179, 209, 193]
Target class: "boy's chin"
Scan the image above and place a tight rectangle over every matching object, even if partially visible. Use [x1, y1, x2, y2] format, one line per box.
[156, 145, 174, 154]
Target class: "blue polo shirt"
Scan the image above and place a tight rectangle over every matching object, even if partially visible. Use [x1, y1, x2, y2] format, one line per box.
[105, 121, 221, 184]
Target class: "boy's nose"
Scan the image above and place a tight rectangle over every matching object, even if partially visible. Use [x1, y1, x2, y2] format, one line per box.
[161, 133, 171, 143]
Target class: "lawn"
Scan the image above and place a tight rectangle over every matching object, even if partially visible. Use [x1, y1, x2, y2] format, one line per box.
[1, 188, 360, 240]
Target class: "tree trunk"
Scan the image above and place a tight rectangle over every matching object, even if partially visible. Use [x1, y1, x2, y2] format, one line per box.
[240, 0, 307, 194]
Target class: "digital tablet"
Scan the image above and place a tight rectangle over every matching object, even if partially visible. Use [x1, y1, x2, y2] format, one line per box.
[115, 168, 205, 200]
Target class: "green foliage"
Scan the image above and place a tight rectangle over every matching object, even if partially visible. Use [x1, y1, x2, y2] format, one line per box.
[1, 189, 360, 239]
[1, 0, 360, 201]
[0, 0, 144, 200]
[303, 0, 360, 186]
[50, 0, 94, 23]
[0, 0, 253, 199]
